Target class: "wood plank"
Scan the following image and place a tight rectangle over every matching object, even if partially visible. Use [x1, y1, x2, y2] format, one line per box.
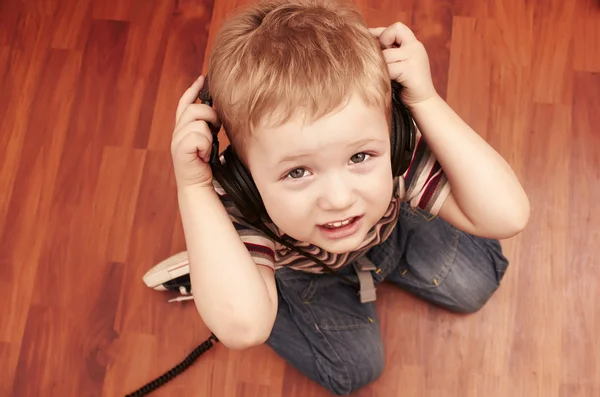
[12, 306, 82, 396]
[490, 0, 534, 69]
[509, 102, 572, 397]
[412, 0, 453, 100]
[572, 0, 600, 72]
[0, 46, 9, 78]
[93, 0, 134, 21]
[453, 0, 491, 18]
[446, 16, 494, 138]
[0, 47, 82, 396]
[0, 1, 22, 46]
[0, 341, 19, 397]
[0, 12, 52, 237]
[146, 1, 215, 151]
[356, 0, 413, 29]
[115, 0, 173, 148]
[101, 333, 159, 397]
[50, 0, 92, 50]
[530, 0, 575, 104]
[113, 149, 179, 335]
[562, 71, 600, 387]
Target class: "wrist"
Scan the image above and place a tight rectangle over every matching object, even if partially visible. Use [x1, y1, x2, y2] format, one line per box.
[406, 92, 443, 113]
[177, 183, 217, 202]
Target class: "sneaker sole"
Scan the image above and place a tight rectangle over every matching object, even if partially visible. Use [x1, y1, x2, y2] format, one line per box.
[142, 251, 190, 290]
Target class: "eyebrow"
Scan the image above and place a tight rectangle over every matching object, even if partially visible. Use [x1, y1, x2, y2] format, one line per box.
[276, 138, 384, 165]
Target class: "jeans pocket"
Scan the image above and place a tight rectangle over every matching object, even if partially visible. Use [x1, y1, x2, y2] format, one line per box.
[462, 233, 510, 284]
[401, 204, 437, 222]
[394, 213, 461, 289]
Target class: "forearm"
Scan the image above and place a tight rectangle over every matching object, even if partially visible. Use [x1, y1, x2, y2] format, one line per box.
[177, 185, 276, 349]
[409, 95, 530, 236]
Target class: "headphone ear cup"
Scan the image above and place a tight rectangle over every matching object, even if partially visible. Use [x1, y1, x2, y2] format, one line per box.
[200, 76, 270, 223]
[390, 105, 404, 176]
[215, 147, 269, 223]
[390, 81, 416, 176]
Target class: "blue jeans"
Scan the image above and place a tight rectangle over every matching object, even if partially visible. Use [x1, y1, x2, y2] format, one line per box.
[265, 202, 509, 395]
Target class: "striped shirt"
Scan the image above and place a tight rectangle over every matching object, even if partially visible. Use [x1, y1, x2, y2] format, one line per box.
[213, 129, 451, 273]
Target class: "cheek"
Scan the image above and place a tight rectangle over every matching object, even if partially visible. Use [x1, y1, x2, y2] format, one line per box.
[255, 181, 314, 229]
[362, 163, 395, 206]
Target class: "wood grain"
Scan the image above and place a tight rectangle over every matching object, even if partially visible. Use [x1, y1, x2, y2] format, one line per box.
[0, 0, 598, 396]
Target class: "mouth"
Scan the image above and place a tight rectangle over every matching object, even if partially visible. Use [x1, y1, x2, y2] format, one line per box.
[319, 216, 361, 229]
[317, 215, 364, 240]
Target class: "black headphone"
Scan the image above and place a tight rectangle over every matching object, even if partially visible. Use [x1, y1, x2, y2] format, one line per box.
[199, 77, 416, 226]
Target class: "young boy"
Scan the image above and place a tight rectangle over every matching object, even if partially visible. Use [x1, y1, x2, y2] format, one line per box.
[145, 0, 529, 394]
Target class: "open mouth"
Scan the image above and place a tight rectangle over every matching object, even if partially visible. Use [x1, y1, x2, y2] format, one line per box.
[317, 215, 364, 239]
[320, 216, 360, 229]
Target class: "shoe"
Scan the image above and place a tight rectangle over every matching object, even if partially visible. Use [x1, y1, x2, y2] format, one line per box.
[143, 251, 192, 293]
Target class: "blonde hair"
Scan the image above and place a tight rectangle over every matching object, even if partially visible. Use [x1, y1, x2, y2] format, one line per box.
[207, 0, 391, 161]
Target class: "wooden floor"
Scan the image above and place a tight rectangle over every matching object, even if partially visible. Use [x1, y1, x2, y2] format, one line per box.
[1, 0, 599, 396]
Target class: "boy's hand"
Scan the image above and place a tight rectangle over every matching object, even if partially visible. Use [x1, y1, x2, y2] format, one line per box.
[369, 23, 438, 107]
[171, 75, 221, 189]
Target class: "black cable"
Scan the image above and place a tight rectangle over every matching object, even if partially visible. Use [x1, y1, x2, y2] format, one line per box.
[124, 333, 219, 396]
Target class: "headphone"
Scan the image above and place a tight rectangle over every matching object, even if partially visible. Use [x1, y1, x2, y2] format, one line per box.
[199, 77, 416, 226]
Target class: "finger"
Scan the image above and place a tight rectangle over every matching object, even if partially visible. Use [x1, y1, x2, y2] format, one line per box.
[382, 47, 411, 64]
[178, 131, 213, 162]
[175, 103, 221, 133]
[175, 131, 212, 163]
[197, 132, 213, 162]
[386, 62, 407, 83]
[176, 75, 205, 124]
[171, 129, 213, 164]
[172, 120, 213, 149]
[368, 27, 386, 39]
[378, 22, 418, 49]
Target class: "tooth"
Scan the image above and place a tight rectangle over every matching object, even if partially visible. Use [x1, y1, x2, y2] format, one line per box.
[326, 218, 351, 228]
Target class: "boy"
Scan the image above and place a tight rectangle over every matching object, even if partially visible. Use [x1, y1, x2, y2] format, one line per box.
[145, 0, 530, 394]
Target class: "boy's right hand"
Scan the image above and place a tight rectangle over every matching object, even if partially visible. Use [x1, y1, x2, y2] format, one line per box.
[171, 75, 222, 189]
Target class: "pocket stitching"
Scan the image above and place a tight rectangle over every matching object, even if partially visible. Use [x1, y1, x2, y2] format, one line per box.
[399, 226, 460, 289]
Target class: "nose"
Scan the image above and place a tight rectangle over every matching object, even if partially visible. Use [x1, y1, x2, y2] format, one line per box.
[317, 173, 356, 211]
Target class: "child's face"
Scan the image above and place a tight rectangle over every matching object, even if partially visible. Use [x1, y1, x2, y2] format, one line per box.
[246, 94, 394, 254]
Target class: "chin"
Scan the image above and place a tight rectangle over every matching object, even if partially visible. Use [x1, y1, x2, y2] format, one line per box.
[312, 230, 368, 254]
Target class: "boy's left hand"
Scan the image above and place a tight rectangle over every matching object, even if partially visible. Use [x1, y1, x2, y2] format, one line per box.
[369, 23, 437, 108]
